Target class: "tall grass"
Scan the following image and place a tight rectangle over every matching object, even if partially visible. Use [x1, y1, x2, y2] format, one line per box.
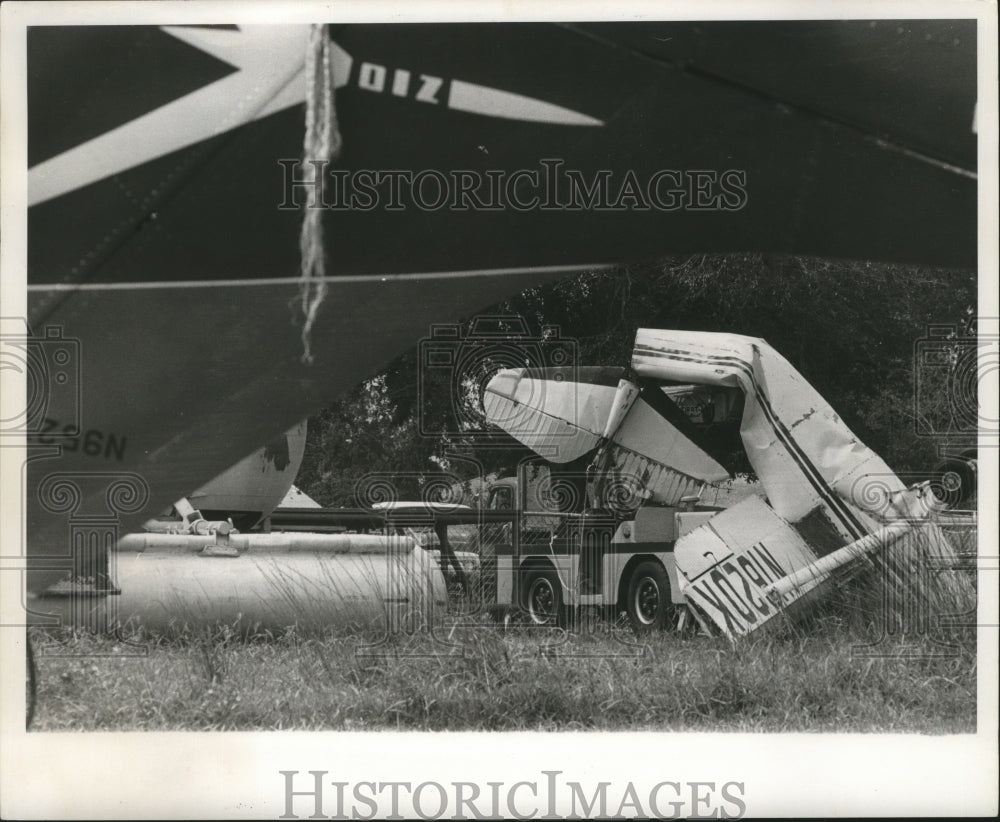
[28, 619, 975, 733]
[27, 521, 978, 733]
[801, 518, 978, 647]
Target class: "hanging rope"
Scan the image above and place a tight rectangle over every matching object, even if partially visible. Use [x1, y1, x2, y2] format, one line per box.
[299, 24, 342, 364]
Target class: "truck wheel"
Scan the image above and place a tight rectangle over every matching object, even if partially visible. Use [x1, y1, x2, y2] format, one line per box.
[627, 561, 672, 633]
[522, 569, 564, 627]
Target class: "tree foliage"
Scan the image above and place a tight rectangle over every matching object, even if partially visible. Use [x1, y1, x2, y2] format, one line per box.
[298, 254, 975, 506]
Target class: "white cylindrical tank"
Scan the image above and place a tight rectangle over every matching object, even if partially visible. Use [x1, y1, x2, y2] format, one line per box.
[31, 533, 448, 635]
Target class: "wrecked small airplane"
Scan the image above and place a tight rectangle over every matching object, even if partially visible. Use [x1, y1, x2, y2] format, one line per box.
[482, 328, 974, 639]
[23, 324, 973, 640]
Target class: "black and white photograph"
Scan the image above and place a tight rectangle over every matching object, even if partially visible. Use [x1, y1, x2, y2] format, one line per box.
[1, 1, 997, 818]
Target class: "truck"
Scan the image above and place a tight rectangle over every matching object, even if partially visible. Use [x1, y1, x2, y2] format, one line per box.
[477, 455, 727, 633]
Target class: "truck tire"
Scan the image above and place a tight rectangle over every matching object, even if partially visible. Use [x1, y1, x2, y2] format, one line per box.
[522, 568, 565, 627]
[626, 561, 672, 634]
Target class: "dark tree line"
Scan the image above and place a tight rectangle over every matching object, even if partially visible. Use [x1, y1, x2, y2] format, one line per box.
[297, 254, 975, 506]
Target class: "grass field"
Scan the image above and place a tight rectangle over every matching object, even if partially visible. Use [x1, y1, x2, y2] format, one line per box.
[27, 520, 979, 733]
[28, 615, 976, 733]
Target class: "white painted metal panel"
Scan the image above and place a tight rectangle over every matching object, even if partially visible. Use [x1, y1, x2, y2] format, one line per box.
[632, 329, 934, 539]
[674, 496, 820, 638]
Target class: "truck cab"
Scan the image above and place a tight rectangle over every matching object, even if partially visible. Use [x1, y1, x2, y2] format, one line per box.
[481, 461, 721, 633]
